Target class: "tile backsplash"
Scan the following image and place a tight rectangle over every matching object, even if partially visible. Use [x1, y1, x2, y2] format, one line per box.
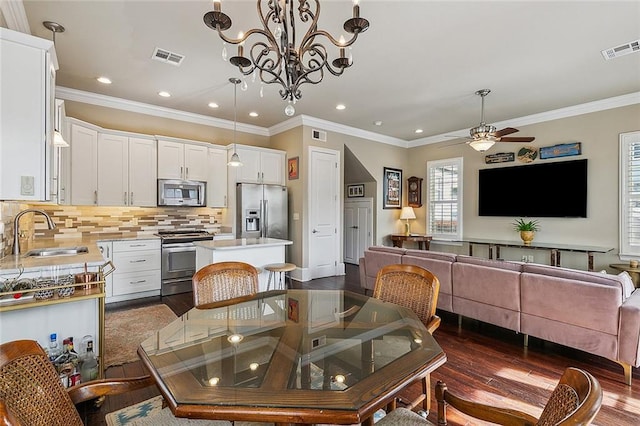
[0, 201, 225, 256]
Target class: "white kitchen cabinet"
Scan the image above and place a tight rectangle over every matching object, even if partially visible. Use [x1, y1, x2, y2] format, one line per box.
[208, 146, 228, 207]
[0, 28, 57, 201]
[231, 145, 285, 185]
[110, 239, 161, 302]
[97, 133, 157, 206]
[157, 139, 208, 181]
[70, 122, 99, 205]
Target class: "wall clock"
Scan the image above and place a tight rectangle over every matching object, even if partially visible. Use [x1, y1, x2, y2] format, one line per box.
[407, 176, 423, 207]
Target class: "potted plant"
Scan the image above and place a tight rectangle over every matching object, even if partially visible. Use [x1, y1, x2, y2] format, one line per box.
[513, 218, 539, 245]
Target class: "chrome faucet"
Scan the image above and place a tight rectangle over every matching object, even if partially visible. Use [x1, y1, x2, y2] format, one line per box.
[13, 209, 56, 255]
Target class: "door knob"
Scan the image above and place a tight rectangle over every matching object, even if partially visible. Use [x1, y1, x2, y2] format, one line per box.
[351, 226, 358, 229]
[312, 229, 318, 233]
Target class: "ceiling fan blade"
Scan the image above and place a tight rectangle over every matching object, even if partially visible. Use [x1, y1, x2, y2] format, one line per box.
[499, 136, 535, 143]
[493, 127, 519, 138]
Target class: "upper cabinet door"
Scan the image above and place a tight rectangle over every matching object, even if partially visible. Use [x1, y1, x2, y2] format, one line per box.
[70, 124, 98, 205]
[208, 146, 227, 207]
[233, 147, 262, 184]
[260, 150, 285, 185]
[129, 137, 157, 206]
[157, 140, 185, 179]
[97, 133, 129, 206]
[184, 143, 209, 181]
[0, 28, 55, 201]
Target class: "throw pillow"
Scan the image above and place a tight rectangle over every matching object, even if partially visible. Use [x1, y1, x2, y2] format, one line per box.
[618, 271, 635, 299]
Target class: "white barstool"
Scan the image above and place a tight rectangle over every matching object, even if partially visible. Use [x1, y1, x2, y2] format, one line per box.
[264, 263, 296, 290]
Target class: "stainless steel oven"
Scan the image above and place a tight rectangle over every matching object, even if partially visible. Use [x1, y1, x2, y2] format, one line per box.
[156, 230, 214, 296]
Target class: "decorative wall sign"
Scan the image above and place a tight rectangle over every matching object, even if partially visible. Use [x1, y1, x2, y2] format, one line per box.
[485, 152, 515, 164]
[288, 157, 299, 180]
[517, 146, 538, 163]
[347, 184, 364, 198]
[383, 167, 402, 209]
[540, 142, 582, 159]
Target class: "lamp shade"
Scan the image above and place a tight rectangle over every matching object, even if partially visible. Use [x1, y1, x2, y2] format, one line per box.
[469, 139, 495, 152]
[400, 206, 416, 220]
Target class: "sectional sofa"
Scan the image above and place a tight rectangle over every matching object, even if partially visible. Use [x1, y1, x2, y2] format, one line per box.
[359, 246, 640, 385]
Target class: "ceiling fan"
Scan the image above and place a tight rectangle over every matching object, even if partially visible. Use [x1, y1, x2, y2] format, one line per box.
[466, 89, 535, 152]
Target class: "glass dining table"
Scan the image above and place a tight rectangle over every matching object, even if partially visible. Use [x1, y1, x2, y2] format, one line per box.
[137, 289, 446, 426]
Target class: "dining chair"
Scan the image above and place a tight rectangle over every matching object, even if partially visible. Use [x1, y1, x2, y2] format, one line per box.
[376, 366, 603, 425]
[193, 261, 260, 309]
[373, 263, 441, 414]
[0, 339, 156, 426]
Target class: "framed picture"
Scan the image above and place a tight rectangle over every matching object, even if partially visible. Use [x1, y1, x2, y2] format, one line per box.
[540, 142, 581, 159]
[288, 156, 299, 180]
[347, 184, 364, 198]
[383, 167, 402, 209]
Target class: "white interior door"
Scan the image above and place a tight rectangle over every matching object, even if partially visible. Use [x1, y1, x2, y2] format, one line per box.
[308, 147, 340, 279]
[344, 198, 373, 264]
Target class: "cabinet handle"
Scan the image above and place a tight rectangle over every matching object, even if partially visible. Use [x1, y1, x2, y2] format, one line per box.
[180, 166, 183, 179]
[130, 280, 147, 284]
[106, 246, 110, 257]
[130, 192, 134, 205]
[224, 195, 227, 207]
[124, 192, 127, 205]
[94, 190, 97, 205]
[129, 259, 147, 263]
[186, 167, 189, 179]
[129, 244, 146, 247]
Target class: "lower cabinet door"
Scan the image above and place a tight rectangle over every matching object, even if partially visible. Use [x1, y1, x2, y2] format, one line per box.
[112, 270, 161, 296]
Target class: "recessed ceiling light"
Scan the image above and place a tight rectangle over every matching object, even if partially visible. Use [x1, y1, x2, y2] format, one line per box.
[249, 112, 259, 117]
[96, 76, 112, 84]
[158, 91, 171, 98]
[415, 129, 424, 134]
[208, 102, 219, 108]
[374, 120, 383, 126]
[336, 104, 346, 110]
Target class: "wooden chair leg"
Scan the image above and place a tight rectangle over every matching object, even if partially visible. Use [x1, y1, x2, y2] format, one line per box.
[423, 374, 430, 414]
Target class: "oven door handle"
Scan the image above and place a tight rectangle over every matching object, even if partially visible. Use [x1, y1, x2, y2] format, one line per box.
[162, 243, 195, 252]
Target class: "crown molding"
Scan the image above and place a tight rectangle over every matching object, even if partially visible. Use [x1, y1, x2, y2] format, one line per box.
[0, 0, 31, 34]
[55, 86, 270, 137]
[409, 91, 640, 148]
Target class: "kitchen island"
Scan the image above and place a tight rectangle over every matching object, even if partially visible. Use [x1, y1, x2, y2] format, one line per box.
[195, 238, 293, 292]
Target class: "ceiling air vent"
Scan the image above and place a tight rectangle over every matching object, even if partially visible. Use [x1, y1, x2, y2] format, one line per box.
[601, 40, 640, 60]
[152, 47, 185, 66]
[312, 129, 327, 142]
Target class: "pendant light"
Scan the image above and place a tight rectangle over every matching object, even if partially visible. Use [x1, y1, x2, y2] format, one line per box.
[227, 78, 242, 167]
[44, 21, 70, 148]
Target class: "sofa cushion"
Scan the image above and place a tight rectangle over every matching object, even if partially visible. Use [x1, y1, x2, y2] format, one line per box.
[402, 250, 456, 312]
[522, 263, 625, 293]
[521, 270, 622, 335]
[452, 260, 521, 311]
[360, 246, 406, 291]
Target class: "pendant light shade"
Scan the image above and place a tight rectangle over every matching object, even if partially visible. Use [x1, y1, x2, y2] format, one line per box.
[53, 129, 69, 147]
[227, 78, 243, 167]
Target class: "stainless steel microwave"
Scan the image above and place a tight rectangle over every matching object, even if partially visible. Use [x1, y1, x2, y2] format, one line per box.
[157, 179, 206, 207]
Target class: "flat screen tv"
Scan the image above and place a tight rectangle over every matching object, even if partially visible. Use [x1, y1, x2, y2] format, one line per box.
[478, 158, 587, 218]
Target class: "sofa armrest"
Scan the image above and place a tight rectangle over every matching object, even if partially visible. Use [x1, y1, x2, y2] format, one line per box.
[619, 290, 640, 368]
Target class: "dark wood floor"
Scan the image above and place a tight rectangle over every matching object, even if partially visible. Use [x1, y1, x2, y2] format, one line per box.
[83, 264, 640, 425]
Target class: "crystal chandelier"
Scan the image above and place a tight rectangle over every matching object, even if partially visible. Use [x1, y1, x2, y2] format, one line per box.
[203, 0, 369, 116]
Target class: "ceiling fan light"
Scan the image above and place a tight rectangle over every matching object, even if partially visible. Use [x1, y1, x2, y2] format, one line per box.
[469, 139, 495, 152]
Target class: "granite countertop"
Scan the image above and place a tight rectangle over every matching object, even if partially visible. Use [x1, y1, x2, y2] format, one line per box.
[0, 233, 159, 275]
[195, 238, 293, 250]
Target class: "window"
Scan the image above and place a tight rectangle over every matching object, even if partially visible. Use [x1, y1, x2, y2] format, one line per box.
[620, 131, 640, 258]
[427, 157, 463, 240]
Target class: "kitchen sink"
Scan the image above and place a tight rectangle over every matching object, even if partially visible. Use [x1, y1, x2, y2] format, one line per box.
[24, 246, 89, 257]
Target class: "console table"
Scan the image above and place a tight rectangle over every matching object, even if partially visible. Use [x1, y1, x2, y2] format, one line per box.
[460, 238, 612, 271]
[391, 234, 432, 250]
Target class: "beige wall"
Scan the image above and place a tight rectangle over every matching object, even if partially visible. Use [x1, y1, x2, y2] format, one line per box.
[7, 98, 636, 273]
[403, 103, 640, 271]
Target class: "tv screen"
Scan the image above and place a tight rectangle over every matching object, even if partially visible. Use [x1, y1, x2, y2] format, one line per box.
[478, 159, 587, 218]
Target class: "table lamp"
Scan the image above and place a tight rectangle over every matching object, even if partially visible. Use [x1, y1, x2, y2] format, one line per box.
[400, 206, 416, 236]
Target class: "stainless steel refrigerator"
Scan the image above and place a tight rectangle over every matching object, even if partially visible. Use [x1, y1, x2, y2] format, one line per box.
[236, 183, 288, 239]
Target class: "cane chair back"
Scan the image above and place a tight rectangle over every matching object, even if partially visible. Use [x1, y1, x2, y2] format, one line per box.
[373, 264, 441, 333]
[372, 264, 441, 414]
[376, 367, 602, 426]
[193, 261, 260, 309]
[0, 339, 83, 426]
